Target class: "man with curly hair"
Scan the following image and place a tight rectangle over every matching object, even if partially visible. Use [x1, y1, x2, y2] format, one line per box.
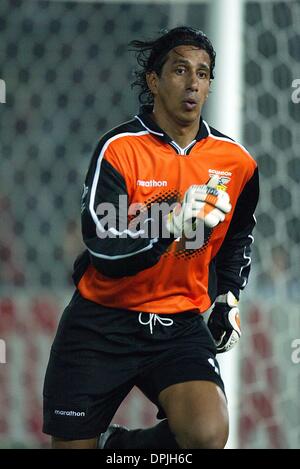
[43, 26, 259, 449]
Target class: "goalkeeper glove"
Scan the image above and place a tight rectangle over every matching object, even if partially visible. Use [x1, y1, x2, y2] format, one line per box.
[207, 291, 241, 353]
[166, 175, 232, 239]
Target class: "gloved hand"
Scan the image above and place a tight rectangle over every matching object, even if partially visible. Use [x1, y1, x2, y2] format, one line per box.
[207, 291, 241, 353]
[166, 175, 232, 239]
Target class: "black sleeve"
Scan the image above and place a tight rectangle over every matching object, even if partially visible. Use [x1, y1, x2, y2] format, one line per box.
[215, 167, 259, 299]
[80, 144, 175, 278]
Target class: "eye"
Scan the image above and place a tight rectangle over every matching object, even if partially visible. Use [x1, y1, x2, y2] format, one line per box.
[175, 67, 186, 75]
[198, 71, 208, 79]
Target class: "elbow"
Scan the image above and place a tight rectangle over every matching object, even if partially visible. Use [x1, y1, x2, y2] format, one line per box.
[90, 255, 126, 278]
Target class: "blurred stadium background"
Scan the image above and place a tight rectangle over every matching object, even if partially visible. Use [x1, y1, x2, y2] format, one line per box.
[0, 0, 299, 448]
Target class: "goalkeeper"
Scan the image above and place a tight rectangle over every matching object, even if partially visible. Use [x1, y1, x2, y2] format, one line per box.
[43, 26, 259, 449]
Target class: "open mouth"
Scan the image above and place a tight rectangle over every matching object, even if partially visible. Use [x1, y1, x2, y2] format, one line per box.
[183, 100, 198, 110]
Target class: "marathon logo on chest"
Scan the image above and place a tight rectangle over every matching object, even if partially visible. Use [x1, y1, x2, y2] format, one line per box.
[137, 179, 167, 187]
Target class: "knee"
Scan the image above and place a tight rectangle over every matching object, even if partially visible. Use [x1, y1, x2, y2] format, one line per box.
[171, 419, 229, 449]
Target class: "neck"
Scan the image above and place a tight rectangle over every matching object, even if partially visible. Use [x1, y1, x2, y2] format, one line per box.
[151, 107, 200, 149]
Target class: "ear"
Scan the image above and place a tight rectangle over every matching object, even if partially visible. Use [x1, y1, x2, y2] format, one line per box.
[146, 71, 159, 97]
[206, 80, 212, 99]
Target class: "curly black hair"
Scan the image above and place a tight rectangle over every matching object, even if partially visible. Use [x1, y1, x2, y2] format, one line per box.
[129, 26, 216, 105]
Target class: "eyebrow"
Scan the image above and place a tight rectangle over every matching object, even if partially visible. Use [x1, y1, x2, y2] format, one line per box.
[171, 59, 210, 71]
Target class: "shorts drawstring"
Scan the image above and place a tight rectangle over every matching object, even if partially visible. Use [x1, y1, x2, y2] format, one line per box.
[138, 313, 174, 335]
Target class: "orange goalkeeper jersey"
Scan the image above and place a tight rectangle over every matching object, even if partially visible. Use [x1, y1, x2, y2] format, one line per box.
[73, 106, 259, 314]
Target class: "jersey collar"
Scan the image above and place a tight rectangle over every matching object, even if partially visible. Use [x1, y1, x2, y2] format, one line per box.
[135, 105, 209, 144]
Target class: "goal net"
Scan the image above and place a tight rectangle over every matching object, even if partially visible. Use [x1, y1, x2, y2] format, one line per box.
[0, 0, 299, 448]
[238, 0, 300, 449]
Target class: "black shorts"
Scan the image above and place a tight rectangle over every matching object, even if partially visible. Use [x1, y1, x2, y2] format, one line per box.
[43, 290, 225, 440]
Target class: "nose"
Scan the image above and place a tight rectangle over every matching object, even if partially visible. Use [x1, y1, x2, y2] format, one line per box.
[186, 71, 199, 91]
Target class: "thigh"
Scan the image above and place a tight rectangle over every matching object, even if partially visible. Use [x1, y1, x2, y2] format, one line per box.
[136, 312, 226, 419]
[43, 347, 135, 440]
[43, 291, 137, 440]
[159, 379, 228, 430]
[158, 380, 228, 448]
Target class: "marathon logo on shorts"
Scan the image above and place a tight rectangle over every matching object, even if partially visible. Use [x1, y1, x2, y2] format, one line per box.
[137, 179, 167, 187]
[54, 409, 86, 417]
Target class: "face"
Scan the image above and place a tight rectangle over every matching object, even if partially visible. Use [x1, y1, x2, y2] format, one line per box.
[147, 45, 211, 126]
